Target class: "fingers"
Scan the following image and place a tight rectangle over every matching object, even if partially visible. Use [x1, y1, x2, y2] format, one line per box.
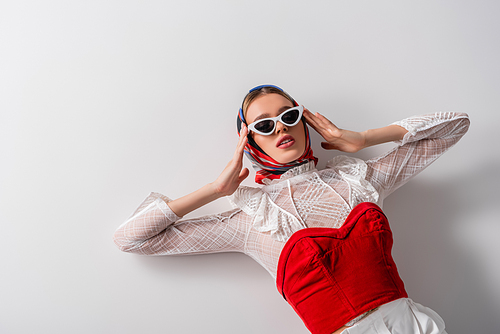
[304, 109, 331, 136]
[238, 124, 248, 145]
[238, 167, 249, 182]
[234, 125, 248, 160]
[240, 124, 248, 143]
[305, 108, 339, 133]
[303, 109, 323, 126]
[321, 142, 337, 150]
[311, 110, 333, 127]
[214, 126, 249, 195]
[303, 108, 317, 124]
[234, 127, 250, 183]
[314, 112, 328, 123]
[303, 109, 322, 132]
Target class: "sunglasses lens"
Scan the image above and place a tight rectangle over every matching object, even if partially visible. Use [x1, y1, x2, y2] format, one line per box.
[254, 120, 275, 134]
[282, 109, 300, 125]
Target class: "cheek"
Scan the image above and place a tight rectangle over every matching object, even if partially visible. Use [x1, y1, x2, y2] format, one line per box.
[294, 123, 307, 150]
[251, 122, 307, 157]
[253, 134, 273, 152]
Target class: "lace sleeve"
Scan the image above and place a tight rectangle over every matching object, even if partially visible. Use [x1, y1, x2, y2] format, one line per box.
[113, 192, 248, 255]
[365, 112, 470, 199]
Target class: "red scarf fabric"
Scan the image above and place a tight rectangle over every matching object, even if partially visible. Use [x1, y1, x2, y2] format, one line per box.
[237, 107, 318, 184]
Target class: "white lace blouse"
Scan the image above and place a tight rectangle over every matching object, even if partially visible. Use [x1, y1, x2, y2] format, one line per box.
[113, 112, 470, 279]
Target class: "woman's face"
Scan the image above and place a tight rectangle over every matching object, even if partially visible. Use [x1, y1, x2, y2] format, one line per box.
[246, 93, 306, 164]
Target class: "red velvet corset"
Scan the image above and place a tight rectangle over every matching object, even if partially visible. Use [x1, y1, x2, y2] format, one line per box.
[276, 202, 408, 334]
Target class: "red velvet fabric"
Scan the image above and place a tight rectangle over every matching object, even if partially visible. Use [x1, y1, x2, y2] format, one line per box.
[276, 202, 408, 334]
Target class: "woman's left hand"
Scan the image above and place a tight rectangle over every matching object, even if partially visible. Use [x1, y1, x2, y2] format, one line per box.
[303, 108, 366, 153]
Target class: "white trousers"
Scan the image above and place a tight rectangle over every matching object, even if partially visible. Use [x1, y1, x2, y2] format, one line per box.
[341, 298, 446, 334]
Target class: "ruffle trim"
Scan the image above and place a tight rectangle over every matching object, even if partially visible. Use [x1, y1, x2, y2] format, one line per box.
[390, 112, 451, 146]
[130, 192, 181, 223]
[229, 186, 306, 242]
[326, 156, 379, 207]
[230, 156, 379, 241]
[261, 160, 317, 185]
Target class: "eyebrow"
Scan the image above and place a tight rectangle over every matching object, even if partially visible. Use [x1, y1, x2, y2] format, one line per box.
[253, 105, 293, 122]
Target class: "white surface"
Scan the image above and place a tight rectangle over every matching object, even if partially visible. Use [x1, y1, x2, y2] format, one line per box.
[1, 1, 499, 333]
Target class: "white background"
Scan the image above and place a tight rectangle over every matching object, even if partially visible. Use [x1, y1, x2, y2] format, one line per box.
[1, 1, 499, 333]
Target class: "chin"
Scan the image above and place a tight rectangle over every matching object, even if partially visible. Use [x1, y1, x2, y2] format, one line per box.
[274, 151, 303, 164]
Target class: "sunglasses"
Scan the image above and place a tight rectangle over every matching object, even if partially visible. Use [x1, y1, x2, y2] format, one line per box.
[247, 105, 304, 136]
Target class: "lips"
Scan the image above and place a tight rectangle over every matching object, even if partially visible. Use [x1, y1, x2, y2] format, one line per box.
[277, 135, 295, 149]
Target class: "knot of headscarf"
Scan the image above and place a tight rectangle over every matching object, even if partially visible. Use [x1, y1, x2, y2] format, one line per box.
[236, 85, 318, 184]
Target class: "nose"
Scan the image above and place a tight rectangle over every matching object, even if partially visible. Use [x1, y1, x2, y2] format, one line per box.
[275, 121, 288, 134]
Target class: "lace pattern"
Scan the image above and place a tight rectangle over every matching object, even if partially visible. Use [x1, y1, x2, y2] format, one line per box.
[327, 156, 380, 207]
[230, 186, 307, 242]
[114, 112, 470, 279]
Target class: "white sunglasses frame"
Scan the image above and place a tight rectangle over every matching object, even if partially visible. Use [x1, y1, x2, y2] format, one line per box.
[247, 105, 304, 136]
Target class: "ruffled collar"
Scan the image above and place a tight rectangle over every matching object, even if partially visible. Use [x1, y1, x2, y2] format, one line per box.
[261, 160, 317, 185]
[230, 155, 380, 242]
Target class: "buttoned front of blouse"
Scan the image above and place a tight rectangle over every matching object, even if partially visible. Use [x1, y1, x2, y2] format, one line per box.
[113, 112, 470, 279]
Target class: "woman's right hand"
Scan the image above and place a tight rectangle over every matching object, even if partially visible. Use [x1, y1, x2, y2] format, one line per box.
[167, 126, 249, 217]
[211, 124, 250, 197]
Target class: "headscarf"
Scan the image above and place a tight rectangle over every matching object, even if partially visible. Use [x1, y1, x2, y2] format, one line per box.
[237, 85, 318, 184]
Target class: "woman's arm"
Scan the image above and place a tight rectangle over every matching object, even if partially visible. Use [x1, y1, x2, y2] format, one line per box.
[305, 109, 470, 199]
[166, 124, 249, 217]
[303, 109, 408, 152]
[361, 125, 408, 149]
[364, 112, 470, 198]
[113, 125, 251, 255]
[113, 192, 249, 255]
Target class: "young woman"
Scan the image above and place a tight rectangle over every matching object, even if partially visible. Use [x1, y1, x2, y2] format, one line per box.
[114, 85, 470, 334]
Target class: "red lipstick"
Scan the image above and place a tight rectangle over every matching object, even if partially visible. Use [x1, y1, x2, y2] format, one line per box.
[277, 135, 295, 149]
